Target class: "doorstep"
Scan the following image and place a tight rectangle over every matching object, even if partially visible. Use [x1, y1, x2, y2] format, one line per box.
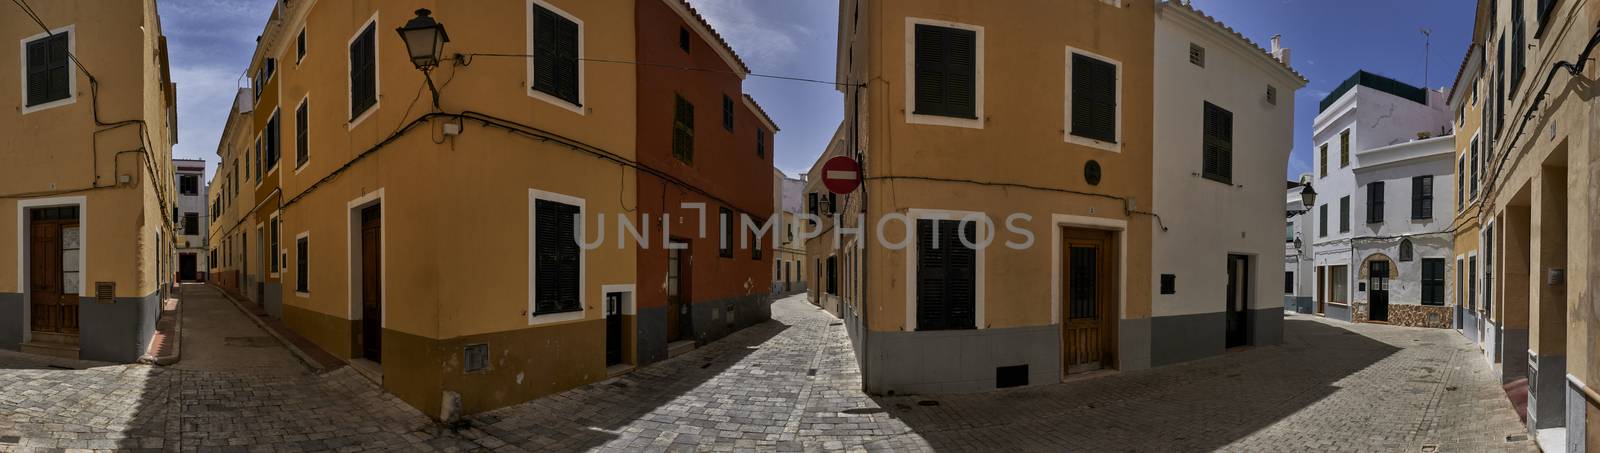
[139, 296, 182, 365]
[350, 358, 383, 385]
[607, 363, 635, 378]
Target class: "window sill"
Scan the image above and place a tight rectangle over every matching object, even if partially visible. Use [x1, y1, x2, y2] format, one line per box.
[1065, 133, 1120, 153]
[907, 111, 983, 129]
[1200, 174, 1232, 185]
[529, 88, 585, 115]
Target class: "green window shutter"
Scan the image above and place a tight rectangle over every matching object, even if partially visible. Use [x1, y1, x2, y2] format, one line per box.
[25, 33, 70, 107]
[1071, 54, 1118, 143]
[532, 6, 580, 106]
[1202, 102, 1232, 183]
[534, 199, 582, 314]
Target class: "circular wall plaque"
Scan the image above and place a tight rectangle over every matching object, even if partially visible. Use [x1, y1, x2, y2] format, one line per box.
[1084, 160, 1102, 186]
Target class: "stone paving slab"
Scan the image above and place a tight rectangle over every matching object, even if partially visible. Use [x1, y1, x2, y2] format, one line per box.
[0, 291, 1534, 452]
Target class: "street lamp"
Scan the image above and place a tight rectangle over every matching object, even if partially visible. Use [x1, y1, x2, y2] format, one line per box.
[1299, 183, 1317, 210]
[397, 9, 450, 110]
[396, 9, 449, 70]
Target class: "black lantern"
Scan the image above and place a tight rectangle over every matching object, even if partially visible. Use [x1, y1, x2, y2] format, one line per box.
[396, 9, 449, 70]
[1299, 183, 1317, 210]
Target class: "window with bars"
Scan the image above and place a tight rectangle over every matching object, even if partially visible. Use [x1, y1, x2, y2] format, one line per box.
[533, 199, 581, 315]
[349, 22, 377, 119]
[1366, 182, 1384, 223]
[180, 175, 199, 195]
[673, 95, 695, 164]
[913, 24, 977, 119]
[1412, 175, 1433, 219]
[1399, 238, 1414, 262]
[1071, 53, 1118, 143]
[1189, 43, 1205, 67]
[24, 31, 70, 107]
[1201, 102, 1232, 184]
[916, 219, 977, 331]
[531, 4, 581, 106]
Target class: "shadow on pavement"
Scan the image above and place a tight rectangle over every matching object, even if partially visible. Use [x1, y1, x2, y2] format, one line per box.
[470, 313, 791, 451]
[870, 317, 1403, 451]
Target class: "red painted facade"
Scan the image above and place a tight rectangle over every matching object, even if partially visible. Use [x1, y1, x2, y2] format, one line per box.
[633, 0, 776, 360]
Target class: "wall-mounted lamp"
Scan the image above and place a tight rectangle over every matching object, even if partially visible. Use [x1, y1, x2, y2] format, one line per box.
[396, 9, 450, 110]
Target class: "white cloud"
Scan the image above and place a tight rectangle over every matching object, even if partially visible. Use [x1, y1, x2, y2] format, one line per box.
[170, 65, 244, 167]
[686, 0, 808, 71]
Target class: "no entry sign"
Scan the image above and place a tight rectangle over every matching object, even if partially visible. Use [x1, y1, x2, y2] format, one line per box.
[822, 156, 861, 195]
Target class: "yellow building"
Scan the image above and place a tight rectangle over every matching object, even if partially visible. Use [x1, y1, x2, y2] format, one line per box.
[820, 0, 1157, 393]
[1446, 40, 1485, 348]
[0, 0, 178, 362]
[1469, 0, 1600, 447]
[773, 168, 807, 296]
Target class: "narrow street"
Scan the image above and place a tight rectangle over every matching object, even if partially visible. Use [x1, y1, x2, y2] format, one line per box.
[0, 289, 1533, 452]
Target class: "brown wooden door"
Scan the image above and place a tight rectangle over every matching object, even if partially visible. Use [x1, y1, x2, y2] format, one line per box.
[360, 204, 382, 362]
[1315, 266, 1325, 314]
[29, 207, 79, 334]
[1062, 228, 1113, 374]
[666, 241, 689, 341]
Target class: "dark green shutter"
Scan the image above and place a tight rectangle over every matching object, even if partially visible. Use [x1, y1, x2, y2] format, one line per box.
[349, 25, 376, 118]
[533, 6, 580, 106]
[913, 25, 975, 119]
[1072, 54, 1117, 143]
[25, 33, 70, 107]
[535, 200, 582, 314]
[1202, 102, 1232, 182]
[916, 220, 976, 331]
[296, 102, 309, 167]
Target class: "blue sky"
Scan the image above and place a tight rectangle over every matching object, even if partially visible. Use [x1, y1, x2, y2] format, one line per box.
[162, 1, 1471, 180]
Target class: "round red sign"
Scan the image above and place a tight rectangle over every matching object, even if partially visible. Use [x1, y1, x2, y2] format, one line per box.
[821, 156, 861, 195]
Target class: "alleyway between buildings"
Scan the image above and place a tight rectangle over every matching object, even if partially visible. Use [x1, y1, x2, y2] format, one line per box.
[0, 289, 1533, 452]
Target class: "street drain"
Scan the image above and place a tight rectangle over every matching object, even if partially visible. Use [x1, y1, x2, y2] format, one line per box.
[807, 368, 817, 376]
[917, 400, 940, 407]
[0, 435, 19, 444]
[1419, 444, 1439, 452]
[841, 407, 885, 415]
[224, 336, 278, 347]
[829, 322, 843, 326]
[1445, 386, 1458, 391]
[1506, 434, 1529, 442]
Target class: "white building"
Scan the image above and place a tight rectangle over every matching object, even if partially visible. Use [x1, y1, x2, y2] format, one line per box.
[1285, 176, 1314, 314]
[1307, 70, 1454, 326]
[174, 159, 208, 282]
[1151, 2, 1305, 365]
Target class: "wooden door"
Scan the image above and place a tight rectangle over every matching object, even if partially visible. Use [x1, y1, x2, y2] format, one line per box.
[29, 207, 79, 335]
[1062, 228, 1114, 374]
[1369, 261, 1389, 322]
[1225, 255, 1250, 348]
[666, 241, 689, 341]
[360, 204, 383, 362]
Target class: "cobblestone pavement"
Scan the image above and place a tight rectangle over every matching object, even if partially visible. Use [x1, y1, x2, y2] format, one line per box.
[0, 284, 479, 452]
[0, 289, 1534, 452]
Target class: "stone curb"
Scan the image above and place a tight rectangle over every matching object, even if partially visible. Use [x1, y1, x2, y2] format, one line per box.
[209, 284, 329, 373]
[138, 294, 182, 366]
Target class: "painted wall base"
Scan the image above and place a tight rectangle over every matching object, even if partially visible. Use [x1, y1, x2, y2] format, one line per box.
[0, 293, 21, 351]
[1568, 378, 1589, 453]
[1461, 310, 1479, 343]
[264, 283, 283, 319]
[78, 291, 161, 362]
[1325, 303, 1351, 322]
[1529, 353, 1568, 430]
[1151, 312, 1222, 367]
[1119, 317, 1151, 371]
[632, 294, 772, 367]
[1502, 328, 1529, 384]
[863, 324, 1061, 395]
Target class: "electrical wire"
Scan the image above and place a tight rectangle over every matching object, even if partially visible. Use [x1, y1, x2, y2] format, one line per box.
[862, 175, 1171, 231]
[459, 53, 861, 88]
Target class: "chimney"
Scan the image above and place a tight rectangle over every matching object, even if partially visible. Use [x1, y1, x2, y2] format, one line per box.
[1270, 35, 1291, 66]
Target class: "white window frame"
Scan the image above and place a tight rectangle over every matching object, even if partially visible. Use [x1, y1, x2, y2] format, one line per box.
[269, 211, 281, 278]
[296, 27, 307, 65]
[346, 189, 385, 327]
[294, 231, 311, 297]
[526, 0, 586, 115]
[903, 208, 987, 331]
[529, 188, 587, 326]
[903, 17, 985, 129]
[19, 25, 78, 115]
[293, 94, 311, 175]
[15, 196, 87, 344]
[346, 12, 380, 130]
[1064, 46, 1123, 152]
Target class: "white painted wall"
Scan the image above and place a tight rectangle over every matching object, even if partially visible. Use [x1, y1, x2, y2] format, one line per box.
[175, 163, 209, 272]
[1349, 136, 1455, 305]
[1307, 78, 1452, 307]
[1153, 6, 1303, 317]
